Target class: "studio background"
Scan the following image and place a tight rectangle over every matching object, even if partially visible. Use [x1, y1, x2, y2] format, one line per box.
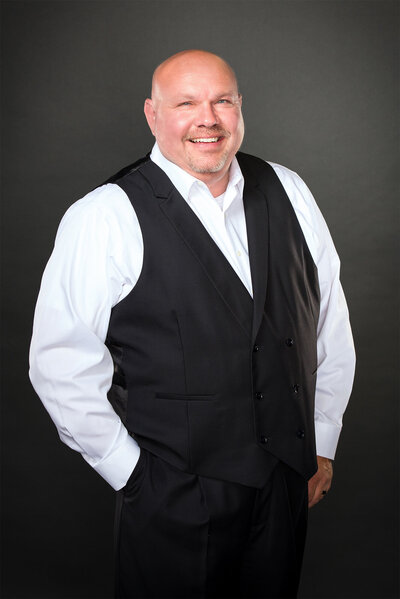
[1, 1, 398, 598]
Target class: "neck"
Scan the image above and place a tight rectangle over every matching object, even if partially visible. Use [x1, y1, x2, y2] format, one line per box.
[196, 169, 230, 198]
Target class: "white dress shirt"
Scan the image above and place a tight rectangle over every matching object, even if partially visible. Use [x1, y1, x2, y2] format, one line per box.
[29, 143, 355, 490]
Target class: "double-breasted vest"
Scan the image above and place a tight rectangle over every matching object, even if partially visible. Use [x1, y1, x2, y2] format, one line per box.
[105, 152, 320, 488]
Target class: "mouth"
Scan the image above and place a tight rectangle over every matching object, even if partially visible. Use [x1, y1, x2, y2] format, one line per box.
[186, 135, 227, 150]
[189, 136, 222, 143]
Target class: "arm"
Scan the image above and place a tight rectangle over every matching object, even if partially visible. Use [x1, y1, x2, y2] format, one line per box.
[29, 184, 143, 490]
[308, 192, 355, 507]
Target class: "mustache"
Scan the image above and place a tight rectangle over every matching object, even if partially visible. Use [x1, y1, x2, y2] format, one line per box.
[183, 127, 231, 141]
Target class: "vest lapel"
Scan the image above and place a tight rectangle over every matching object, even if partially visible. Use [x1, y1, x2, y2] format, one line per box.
[243, 180, 270, 343]
[139, 161, 254, 339]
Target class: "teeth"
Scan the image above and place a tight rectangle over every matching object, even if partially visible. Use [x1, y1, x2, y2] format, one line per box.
[191, 137, 219, 143]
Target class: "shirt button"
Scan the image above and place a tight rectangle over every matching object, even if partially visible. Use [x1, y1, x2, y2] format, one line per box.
[292, 384, 300, 394]
[253, 345, 260, 352]
[296, 429, 305, 439]
[255, 392, 264, 400]
[260, 435, 268, 444]
[285, 338, 294, 347]
[236, 250, 242, 257]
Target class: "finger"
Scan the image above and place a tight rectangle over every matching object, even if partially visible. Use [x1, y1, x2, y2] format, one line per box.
[307, 479, 317, 507]
[308, 474, 332, 508]
[308, 479, 322, 508]
[308, 486, 323, 508]
[308, 487, 326, 508]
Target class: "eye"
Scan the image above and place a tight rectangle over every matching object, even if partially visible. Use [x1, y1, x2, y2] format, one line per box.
[217, 99, 231, 104]
[178, 101, 193, 107]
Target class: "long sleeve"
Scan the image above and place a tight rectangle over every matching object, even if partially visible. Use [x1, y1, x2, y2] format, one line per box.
[311, 208, 356, 458]
[270, 163, 356, 458]
[29, 184, 143, 490]
[30, 154, 355, 494]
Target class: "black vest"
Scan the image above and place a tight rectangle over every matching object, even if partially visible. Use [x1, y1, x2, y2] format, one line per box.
[105, 152, 320, 487]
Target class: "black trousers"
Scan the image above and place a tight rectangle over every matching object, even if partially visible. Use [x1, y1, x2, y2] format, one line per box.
[115, 449, 308, 599]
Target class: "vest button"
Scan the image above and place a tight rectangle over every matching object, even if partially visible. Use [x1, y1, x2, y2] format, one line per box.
[253, 344, 260, 352]
[285, 338, 294, 347]
[255, 392, 264, 400]
[260, 435, 268, 444]
[296, 429, 305, 439]
[292, 384, 300, 394]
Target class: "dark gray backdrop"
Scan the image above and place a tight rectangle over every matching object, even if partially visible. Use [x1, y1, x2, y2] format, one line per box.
[1, 1, 398, 597]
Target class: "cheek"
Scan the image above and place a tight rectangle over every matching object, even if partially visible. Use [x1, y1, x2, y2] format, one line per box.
[220, 110, 242, 138]
[231, 114, 245, 143]
[159, 121, 187, 148]
[232, 113, 243, 132]
[172, 116, 192, 141]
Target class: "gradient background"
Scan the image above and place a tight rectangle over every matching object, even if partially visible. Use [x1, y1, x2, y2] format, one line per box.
[1, 1, 398, 597]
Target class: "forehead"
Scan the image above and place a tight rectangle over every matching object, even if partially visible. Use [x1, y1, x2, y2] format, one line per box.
[154, 57, 238, 100]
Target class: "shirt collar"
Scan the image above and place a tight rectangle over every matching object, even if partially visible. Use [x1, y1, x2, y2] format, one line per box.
[150, 142, 244, 208]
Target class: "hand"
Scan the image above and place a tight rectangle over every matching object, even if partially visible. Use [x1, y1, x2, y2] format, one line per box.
[308, 455, 333, 508]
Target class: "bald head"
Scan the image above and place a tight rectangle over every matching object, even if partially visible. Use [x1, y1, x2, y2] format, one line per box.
[151, 50, 239, 106]
[144, 49, 244, 197]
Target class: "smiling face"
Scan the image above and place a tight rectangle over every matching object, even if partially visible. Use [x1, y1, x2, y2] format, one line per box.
[144, 51, 244, 196]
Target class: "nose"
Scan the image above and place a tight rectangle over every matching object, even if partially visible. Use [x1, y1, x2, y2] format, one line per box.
[195, 102, 219, 127]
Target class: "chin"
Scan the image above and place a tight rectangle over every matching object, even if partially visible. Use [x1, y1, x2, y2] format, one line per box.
[188, 153, 230, 175]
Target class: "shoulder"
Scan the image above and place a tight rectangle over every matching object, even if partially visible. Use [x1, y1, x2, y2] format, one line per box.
[266, 161, 321, 213]
[46, 182, 142, 292]
[237, 152, 311, 198]
[57, 183, 134, 238]
[50, 183, 142, 264]
[238, 152, 319, 216]
[259, 159, 335, 264]
[266, 161, 308, 192]
[63, 183, 131, 220]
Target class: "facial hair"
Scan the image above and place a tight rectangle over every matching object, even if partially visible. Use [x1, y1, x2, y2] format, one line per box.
[183, 127, 233, 174]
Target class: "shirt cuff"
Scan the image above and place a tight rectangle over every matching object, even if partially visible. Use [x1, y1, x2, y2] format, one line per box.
[92, 435, 140, 490]
[314, 421, 342, 460]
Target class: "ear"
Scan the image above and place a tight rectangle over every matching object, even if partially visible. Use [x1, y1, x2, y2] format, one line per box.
[144, 98, 156, 136]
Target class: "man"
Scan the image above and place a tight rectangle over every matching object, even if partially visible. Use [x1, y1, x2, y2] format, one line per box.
[29, 50, 355, 598]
